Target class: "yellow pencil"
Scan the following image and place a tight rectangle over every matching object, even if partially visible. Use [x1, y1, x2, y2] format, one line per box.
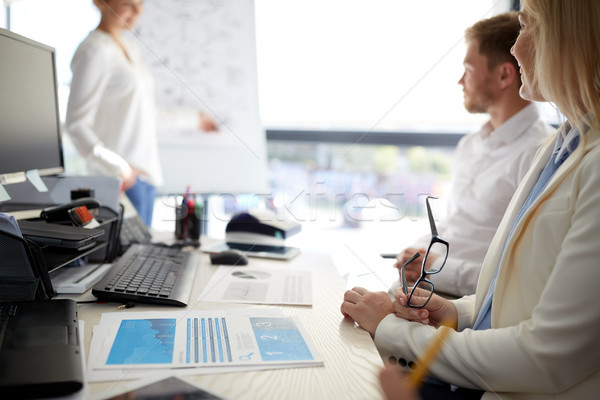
[409, 318, 454, 388]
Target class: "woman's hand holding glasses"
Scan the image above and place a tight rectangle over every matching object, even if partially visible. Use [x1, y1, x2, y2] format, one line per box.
[392, 287, 458, 329]
[389, 196, 458, 329]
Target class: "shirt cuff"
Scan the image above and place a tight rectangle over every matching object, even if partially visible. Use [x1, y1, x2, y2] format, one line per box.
[90, 144, 131, 176]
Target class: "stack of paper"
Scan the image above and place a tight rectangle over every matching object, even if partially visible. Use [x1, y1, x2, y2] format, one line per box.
[87, 309, 322, 383]
[50, 263, 112, 294]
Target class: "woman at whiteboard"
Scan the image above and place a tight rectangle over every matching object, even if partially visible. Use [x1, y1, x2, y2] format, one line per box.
[65, 0, 217, 225]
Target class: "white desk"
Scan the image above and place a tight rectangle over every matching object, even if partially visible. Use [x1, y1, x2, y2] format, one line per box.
[79, 243, 384, 399]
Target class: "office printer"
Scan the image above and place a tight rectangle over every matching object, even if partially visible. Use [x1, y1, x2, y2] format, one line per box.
[225, 209, 301, 245]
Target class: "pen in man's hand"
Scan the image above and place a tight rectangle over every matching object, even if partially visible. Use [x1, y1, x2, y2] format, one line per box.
[380, 253, 399, 259]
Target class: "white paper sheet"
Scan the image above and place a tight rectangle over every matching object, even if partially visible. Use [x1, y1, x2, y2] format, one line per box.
[87, 309, 322, 382]
[50, 263, 111, 293]
[198, 266, 312, 305]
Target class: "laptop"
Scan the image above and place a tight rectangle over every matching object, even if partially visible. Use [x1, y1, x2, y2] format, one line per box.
[0, 299, 84, 398]
[17, 219, 104, 251]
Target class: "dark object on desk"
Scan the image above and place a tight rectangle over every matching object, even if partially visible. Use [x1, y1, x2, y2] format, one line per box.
[92, 243, 198, 307]
[0, 176, 121, 222]
[70, 187, 95, 201]
[10, 208, 121, 274]
[174, 189, 202, 247]
[226, 209, 301, 240]
[17, 219, 104, 250]
[210, 249, 248, 266]
[38, 198, 124, 263]
[40, 197, 100, 225]
[0, 299, 83, 399]
[380, 253, 399, 259]
[203, 241, 300, 260]
[104, 376, 224, 400]
[0, 229, 55, 302]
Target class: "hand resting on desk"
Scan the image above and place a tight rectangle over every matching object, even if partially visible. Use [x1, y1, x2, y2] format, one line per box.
[340, 286, 458, 336]
[341, 287, 394, 336]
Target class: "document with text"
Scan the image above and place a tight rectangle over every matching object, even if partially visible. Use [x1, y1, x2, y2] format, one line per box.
[198, 266, 312, 305]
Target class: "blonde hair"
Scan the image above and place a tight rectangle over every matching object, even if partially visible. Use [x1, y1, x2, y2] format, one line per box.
[523, 0, 600, 135]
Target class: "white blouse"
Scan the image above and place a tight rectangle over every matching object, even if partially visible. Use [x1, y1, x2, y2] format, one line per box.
[65, 30, 163, 187]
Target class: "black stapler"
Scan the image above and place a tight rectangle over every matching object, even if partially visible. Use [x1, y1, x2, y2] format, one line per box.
[40, 197, 101, 225]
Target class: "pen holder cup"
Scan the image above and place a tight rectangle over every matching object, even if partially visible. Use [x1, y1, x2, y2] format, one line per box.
[172, 193, 202, 245]
[0, 230, 55, 302]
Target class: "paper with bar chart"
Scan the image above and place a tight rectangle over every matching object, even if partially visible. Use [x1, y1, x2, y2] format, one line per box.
[93, 310, 322, 371]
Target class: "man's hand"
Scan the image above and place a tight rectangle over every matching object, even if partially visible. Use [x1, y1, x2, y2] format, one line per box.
[340, 287, 394, 336]
[379, 364, 420, 400]
[199, 112, 219, 132]
[394, 248, 441, 287]
[394, 248, 426, 286]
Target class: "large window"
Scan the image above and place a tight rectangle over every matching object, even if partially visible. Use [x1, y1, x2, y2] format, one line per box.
[254, 0, 511, 132]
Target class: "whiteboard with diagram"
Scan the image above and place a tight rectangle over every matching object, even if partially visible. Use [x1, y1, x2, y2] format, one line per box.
[134, 0, 267, 195]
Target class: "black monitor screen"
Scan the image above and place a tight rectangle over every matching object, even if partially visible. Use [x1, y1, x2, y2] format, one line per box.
[0, 28, 64, 183]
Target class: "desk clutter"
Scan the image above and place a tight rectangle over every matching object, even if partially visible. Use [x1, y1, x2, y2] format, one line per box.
[0, 26, 382, 400]
[0, 168, 386, 399]
[0, 198, 316, 396]
[0, 195, 122, 398]
[0, 202, 385, 399]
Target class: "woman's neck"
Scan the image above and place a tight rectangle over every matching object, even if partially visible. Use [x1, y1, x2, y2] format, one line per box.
[96, 21, 130, 60]
[97, 19, 122, 39]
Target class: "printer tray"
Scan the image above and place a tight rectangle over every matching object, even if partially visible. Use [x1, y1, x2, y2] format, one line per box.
[17, 220, 104, 250]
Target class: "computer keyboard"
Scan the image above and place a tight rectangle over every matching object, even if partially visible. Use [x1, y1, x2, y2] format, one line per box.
[92, 243, 198, 307]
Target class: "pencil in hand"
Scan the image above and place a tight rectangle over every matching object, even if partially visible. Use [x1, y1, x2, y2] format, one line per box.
[408, 317, 453, 388]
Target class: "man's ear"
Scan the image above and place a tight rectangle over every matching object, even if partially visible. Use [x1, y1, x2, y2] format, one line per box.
[497, 62, 517, 89]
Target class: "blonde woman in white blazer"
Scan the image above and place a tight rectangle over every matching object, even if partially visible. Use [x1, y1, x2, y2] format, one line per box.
[342, 1, 600, 399]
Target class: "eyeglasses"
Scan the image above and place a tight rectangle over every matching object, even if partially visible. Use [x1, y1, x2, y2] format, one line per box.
[401, 196, 449, 308]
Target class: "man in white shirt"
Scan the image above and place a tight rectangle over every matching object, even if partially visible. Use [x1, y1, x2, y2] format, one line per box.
[393, 12, 553, 297]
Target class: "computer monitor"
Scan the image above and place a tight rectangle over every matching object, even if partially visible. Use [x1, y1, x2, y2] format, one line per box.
[0, 27, 64, 186]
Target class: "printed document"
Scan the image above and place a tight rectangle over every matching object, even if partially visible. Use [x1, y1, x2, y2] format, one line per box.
[198, 266, 312, 305]
[91, 310, 322, 375]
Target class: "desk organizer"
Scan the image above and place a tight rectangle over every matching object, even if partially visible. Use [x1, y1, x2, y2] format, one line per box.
[0, 230, 55, 302]
[86, 205, 123, 263]
[0, 204, 123, 303]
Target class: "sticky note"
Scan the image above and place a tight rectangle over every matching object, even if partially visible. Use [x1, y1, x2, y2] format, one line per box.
[0, 183, 11, 202]
[26, 169, 48, 192]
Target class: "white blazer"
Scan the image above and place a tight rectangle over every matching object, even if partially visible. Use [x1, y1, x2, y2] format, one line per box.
[375, 125, 600, 399]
